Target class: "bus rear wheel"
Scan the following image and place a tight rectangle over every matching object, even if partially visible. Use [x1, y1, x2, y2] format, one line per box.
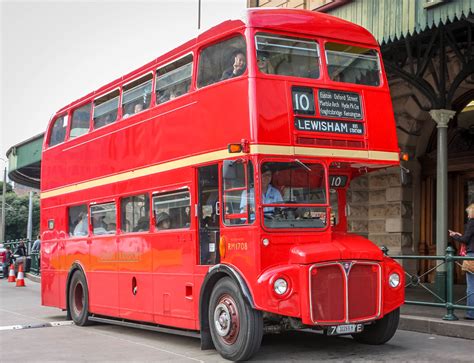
[209, 277, 263, 361]
[68, 271, 92, 326]
[352, 308, 400, 345]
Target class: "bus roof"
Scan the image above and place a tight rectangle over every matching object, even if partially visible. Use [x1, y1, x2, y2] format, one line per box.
[55, 8, 377, 115]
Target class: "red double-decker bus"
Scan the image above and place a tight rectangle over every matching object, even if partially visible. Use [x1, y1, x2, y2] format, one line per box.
[40, 9, 404, 361]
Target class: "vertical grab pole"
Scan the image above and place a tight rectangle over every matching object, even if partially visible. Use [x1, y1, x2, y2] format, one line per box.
[443, 246, 458, 321]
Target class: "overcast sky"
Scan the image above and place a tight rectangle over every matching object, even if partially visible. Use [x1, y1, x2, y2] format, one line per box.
[0, 0, 246, 161]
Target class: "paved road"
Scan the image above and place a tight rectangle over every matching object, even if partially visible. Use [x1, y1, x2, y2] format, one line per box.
[1, 279, 472, 362]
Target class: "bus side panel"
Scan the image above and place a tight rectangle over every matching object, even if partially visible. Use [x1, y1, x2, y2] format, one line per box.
[118, 235, 154, 322]
[254, 78, 292, 145]
[88, 236, 119, 316]
[61, 238, 90, 308]
[41, 240, 60, 308]
[363, 90, 398, 153]
[152, 230, 196, 330]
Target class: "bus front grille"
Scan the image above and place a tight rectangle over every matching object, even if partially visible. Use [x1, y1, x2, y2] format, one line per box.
[309, 262, 381, 324]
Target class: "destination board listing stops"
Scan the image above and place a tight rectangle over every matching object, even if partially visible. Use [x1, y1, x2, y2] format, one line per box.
[318, 89, 363, 120]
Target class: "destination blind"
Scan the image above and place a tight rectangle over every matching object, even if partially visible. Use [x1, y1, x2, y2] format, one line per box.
[294, 118, 364, 135]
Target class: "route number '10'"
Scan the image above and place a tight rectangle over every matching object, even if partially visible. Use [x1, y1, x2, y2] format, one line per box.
[292, 87, 315, 115]
[329, 175, 348, 188]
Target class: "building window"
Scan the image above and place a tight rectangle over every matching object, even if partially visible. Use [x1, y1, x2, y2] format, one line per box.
[91, 202, 117, 235]
[121, 194, 150, 233]
[197, 35, 246, 88]
[70, 103, 91, 139]
[156, 55, 193, 104]
[122, 74, 152, 118]
[69, 204, 88, 237]
[153, 190, 191, 230]
[93, 90, 120, 129]
[48, 114, 68, 147]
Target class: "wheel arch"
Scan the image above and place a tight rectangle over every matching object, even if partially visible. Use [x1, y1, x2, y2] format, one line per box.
[199, 264, 255, 350]
[65, 262, 89, 320]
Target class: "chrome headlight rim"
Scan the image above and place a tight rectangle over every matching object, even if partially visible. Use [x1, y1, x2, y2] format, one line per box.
[273, 278, 289, 295]
[389, 272, 400, 288]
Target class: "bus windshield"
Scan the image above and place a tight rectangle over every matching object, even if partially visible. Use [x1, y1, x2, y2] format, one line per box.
[261, 161, 327, 229]
[255, 33, 320, 79]
[325, 42, 381, 86]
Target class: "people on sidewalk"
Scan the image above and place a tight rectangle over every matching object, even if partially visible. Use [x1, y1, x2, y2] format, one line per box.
[32, 235, 41, 252]
[449, 203, 474, 320]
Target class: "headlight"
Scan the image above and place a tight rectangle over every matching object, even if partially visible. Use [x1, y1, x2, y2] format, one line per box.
[389, 273, 400, 288]
[274, 278, 288, 295]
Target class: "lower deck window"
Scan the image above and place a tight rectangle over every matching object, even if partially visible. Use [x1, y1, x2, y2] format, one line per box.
[153, 190, 190, 230]
[91, 202, 117, 235]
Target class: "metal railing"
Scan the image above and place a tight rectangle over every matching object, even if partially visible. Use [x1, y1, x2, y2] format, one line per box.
[2, 239, 40, 276]
[384, 245, 473, 321]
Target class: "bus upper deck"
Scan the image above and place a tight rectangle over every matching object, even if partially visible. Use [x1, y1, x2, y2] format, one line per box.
[41, 8, 398, 196]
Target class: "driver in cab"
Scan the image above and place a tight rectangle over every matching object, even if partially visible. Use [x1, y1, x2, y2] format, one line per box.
[240, 164, 283, 220]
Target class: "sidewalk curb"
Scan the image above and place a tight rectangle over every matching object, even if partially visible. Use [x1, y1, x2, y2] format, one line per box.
[400, 314, 474, 340]
[25, 273, 41, 283]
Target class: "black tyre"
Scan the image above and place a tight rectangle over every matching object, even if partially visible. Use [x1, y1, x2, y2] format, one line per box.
[352, 308, 400, 345]
[68, 271, 92, 326]
[209, 277, 263, 361]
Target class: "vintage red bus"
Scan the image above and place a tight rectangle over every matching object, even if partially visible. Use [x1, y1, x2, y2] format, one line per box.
[40, 8, 404, 361]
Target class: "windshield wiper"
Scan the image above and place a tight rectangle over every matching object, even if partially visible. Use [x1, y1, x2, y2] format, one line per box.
[294, 159, 311, 172]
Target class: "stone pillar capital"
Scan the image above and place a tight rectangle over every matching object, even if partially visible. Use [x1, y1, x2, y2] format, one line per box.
[429, 109, 456, 128]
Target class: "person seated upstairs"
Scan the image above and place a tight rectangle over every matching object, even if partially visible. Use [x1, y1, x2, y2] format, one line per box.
[134, 103, 144, 114]
[221, 50, 246, 80]
[256, 50, 274, 74]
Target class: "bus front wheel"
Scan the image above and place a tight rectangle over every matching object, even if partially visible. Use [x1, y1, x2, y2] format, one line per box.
[352, 308, 400, 345]
[68, 271, 92, 326]
[209, 277, 263, 361]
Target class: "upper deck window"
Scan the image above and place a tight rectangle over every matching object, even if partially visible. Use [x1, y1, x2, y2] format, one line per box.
[325, 42, 381, 86]
[156, 55, 193, 104]
[122, 74, 152, 118]
[197, 35, 246, 88]
[93, 90, 119, 129]
[48, 114, 68, 147]
[255, 34, 320, 79]
[70, 103, 91, 139]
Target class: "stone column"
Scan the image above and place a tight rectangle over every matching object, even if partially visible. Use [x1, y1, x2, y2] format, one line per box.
[429, 109, 455, 298]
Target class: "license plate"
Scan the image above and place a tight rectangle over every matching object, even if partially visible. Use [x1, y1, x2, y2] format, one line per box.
[327, 324, 364, 336]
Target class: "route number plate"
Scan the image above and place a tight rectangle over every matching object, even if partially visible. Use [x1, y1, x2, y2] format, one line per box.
[327, 324, 364, 336]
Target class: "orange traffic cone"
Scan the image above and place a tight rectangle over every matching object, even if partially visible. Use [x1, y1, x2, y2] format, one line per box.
[7, 264, 16, 283]
[16, 264, 25, 287]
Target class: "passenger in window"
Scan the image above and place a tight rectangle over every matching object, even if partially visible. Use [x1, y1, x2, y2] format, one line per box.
[156, 212, 171, 230]
[134, 103, 144, 114]
[92, 211, 108, 234]
[256, 51, 274, 74]
[221, 50, 246, 80]
[134, 216, 150, 232]
[107, 222, 116, 233]
[73, 212, 88, 236]
[240, 164, 283, 219]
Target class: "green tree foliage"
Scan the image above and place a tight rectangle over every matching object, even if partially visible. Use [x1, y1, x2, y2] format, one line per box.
[0, 181, 13, 194]
[1, 184, 40, 241]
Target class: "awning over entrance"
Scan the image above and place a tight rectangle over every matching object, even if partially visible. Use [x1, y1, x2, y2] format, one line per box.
[6, 133, 43, 189]
[312, 0, 473, 44]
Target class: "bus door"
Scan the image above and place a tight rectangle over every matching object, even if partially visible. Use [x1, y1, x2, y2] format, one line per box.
[197, 164, 221, 265]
